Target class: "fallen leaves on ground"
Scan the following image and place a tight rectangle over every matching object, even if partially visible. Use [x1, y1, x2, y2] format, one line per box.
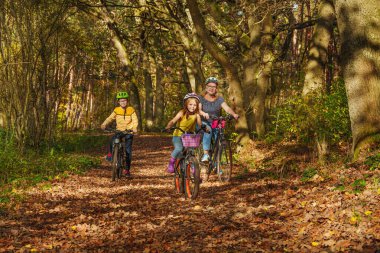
[0, 135, 379, 252]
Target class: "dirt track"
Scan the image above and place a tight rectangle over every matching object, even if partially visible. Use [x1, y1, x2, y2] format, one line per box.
[0, 135, 379, 252]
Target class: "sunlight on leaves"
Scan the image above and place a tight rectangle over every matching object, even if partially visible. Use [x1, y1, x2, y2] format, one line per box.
[193, 205, 202, 211]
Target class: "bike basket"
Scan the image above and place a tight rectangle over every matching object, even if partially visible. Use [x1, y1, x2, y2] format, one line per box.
[211, 119, 226, 129]
[181, 134, 202, 148]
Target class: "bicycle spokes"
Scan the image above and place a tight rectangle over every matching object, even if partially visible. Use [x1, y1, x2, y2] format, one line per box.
[217, 141, 232, 182]
[174, 160, 184, 194]
[184, 156, 200, 199]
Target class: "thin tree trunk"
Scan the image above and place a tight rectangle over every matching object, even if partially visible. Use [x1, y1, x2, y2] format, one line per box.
[144, 67, 154, 131]
[154, 63, 165, 127]
[65, 61, 74, 130]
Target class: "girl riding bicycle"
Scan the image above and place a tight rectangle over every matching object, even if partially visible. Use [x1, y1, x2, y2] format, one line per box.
[165, 93, 202, 173]
[101, 91, 138, 177]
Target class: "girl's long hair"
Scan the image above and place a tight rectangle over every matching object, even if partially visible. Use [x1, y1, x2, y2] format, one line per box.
[182, 97, 199, 119]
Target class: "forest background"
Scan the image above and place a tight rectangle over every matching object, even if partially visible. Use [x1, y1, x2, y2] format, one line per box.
[0, 0, 379, 202]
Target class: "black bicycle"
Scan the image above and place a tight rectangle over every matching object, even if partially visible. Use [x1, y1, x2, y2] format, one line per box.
[105, 129, 133, 181]
[164, 127, 205, 199]
[199, 115, 234, 182]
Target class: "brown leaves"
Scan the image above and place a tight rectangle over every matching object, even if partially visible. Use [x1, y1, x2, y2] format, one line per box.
[0, 135, 379, 252]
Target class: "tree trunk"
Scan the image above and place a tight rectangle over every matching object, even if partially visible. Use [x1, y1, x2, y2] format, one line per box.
[186, 0, 250, 145]
[65, 61, 74, 130]
[154, 63, 165, 127]
[302, 0, 335, 163]
[242, 16, 261, 137]
[334, 0, 380, 158]
[97, 1, 143, 130]
[173, 8, 204, 93]
[144, 68, 154, 131]
[253, 14, 275, 139]
[303, 0, 335, 95]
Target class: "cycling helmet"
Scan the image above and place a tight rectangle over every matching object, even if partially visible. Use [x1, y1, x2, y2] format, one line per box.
[183, 93, 200, 104]
[205, 76, 218, 85]
[116, 91, 129, 99]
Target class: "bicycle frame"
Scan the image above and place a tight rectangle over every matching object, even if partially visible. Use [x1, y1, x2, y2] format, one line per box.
[174, 147, 194, 181]
[202, 115, 233, 182]
[207, 118, 227, 170]
[106, 129, 133, 181]
[166, 126, 204, 199]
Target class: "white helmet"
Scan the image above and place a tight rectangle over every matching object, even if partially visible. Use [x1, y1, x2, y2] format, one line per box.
[183, 93, 200, 104]
[205, 76, 218, 85]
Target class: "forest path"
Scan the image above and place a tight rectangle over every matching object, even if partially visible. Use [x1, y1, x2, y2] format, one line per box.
[0, 134, 379, 252]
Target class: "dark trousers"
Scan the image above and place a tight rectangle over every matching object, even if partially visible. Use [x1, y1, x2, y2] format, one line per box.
[110, 133, 134, 170]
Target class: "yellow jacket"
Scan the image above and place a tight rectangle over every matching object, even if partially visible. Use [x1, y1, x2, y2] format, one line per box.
[101, 106, 138, 132]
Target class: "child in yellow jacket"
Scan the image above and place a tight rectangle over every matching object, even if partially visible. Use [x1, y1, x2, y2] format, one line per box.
[101, 91, 138, 177]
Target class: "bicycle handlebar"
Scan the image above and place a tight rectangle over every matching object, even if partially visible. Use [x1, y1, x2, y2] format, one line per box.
[162, 125, 208, 134]
[210, 114, 235, 121]
[104, 128, 134, 135]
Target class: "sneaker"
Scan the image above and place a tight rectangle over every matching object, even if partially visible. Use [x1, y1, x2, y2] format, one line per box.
[201, 154, 210, 162]
[105, 153, 112, 162]
[124, 169, 131, 177]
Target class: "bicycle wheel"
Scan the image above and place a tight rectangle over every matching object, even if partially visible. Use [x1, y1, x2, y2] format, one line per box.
[185, 156, 200, 199]
[117, 148, 124, 179]
[112, 146, 119, 181]
[196, 145, 208, 181]
[195, 144, 203, 161]
[217, 140, 232, 182]
[203, 145, 218, 182]
[174, 159, 184, 194]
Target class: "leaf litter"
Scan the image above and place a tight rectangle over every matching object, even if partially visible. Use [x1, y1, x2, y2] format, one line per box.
[0, 134, 379, 252]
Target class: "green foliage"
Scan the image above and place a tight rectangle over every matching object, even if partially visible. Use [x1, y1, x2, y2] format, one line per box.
[364, 153, 380, 171]
[266, 80, 351, 145]
[0, 132, 101, 188]
[301, 167, 318, 182]
[0, 132, 101, 207]
[351, 179, 366, 193]
[50, 132, 109, 153]
[333, 185, 346, 191]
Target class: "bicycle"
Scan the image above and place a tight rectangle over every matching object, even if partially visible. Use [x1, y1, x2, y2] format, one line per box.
[164, 126, 205, 199]
[105, 128, 133, 181]
[199, 114, 234, 182]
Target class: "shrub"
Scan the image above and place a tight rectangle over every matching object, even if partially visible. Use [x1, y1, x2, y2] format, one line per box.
[266, 79, 351, 145]
[0, 131, 102, 187]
